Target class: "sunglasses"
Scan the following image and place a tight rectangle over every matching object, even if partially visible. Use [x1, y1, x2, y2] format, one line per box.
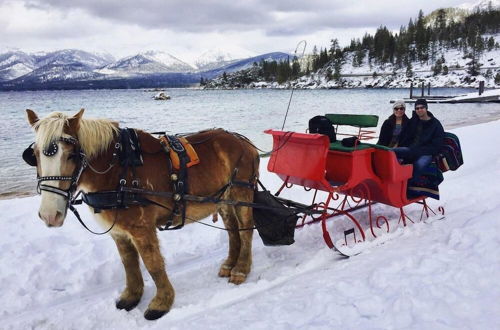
[415, 106, 426, 110]
[394, 107, 405, 111]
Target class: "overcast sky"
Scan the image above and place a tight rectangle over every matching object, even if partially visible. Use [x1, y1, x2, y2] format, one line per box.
[0, 0, 473, 63]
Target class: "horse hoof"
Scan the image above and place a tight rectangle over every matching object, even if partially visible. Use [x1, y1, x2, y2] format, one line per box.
[229, 272, 247, 285]
[116, 298, 140, 311]
[218, 264, 232, 277]
[144, 309, 167, 320]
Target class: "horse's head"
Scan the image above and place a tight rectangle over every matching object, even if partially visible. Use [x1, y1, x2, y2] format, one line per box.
[25, 109, 85, 227]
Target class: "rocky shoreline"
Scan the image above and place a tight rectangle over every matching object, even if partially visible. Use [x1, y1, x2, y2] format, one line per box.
[204, 69, 500, 90]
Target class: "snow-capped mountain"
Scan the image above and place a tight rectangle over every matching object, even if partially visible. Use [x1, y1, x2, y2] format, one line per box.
[17, 62, 101, 84]
[0, 50, 292, 89]
[193, 48, 255, 71]
[0, 49, 114, 82]
[0, 50, 36, 81]
[459, 0, 500, 11]
[33, 49, 114, 69]
[425, 0, 500, 27]
[201, 52, 291, 79]
[99, 51, 195, 75]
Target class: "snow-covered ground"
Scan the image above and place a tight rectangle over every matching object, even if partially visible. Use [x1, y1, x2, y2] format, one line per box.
[1, 119, 499, 329]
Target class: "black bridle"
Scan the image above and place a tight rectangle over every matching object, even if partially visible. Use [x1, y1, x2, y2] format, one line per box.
[23, 136, 87, 202]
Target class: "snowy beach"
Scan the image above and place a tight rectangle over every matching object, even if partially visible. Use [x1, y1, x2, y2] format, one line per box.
[1, 118, 499, 329]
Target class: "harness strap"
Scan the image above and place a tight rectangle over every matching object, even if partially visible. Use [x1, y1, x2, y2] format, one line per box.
[119, 128, 143, 167]
[38, 184, 71, 199]
[70, 180, 324, 235]
[159, 135, 191, 230]
[119, 186, 322, 215]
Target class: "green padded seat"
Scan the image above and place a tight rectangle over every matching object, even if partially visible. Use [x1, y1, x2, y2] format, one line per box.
[329, 142, 392, 152]
[325, 114, 379, 128]
[329, 141, 373, 152]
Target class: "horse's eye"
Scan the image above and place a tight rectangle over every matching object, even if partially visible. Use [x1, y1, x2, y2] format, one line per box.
[67, 153, 77, 161]
[43, 141, 58, 157]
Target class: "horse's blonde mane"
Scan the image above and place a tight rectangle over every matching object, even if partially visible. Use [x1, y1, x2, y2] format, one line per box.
[34, 112, 119, 159]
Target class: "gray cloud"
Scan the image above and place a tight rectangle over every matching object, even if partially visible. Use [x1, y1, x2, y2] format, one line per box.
[0, 0, 473, 59]
[22, 0, 468, 35]
[24, 0, 274, 31]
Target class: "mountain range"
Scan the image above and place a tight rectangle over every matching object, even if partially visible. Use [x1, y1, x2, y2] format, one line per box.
[0, 49, 289, 90]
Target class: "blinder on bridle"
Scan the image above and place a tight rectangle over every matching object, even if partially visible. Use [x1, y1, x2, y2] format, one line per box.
[22, 136, 87, 201]
[43, 141, 59, 157]
[22, 137, 78, 167]
[22, 143, 37, 167]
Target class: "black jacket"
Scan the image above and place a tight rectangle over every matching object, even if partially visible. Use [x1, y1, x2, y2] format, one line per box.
[398, 110, 444, 160]
[377, 114, 409, 146]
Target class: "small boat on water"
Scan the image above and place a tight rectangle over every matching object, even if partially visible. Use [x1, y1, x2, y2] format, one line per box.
[153, 92, 171, 100]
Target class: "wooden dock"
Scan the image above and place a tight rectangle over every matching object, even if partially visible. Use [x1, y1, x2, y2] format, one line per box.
[391, 81, 500, 104]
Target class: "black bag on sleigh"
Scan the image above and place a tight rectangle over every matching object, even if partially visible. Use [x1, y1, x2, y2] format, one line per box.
[308, 115, 336, 142]
[253, 189, 299, 246]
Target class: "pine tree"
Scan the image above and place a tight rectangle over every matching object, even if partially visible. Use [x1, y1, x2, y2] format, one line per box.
[495, 73, 500, 85]
[415, 10, 429, 62]
[291, 57, 301, 79]
[432, 57, 443, 75]
[466, 31, 485, 76]
[353, 49, 365, 67]
[333, 60, 342, 81]
[487, 37, 495, 51]
[406, 60, 413, 78]
[277, 58, 292, 84]
[330, 39, 339, 59]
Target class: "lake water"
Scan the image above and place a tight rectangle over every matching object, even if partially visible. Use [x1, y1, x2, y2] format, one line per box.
[1, 87, 499, 197]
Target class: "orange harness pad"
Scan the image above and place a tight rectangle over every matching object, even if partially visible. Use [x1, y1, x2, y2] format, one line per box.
[160, 136, 200, 170]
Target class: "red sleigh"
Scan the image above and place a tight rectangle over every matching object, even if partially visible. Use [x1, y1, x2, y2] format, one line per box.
[265, 114, 444, 255]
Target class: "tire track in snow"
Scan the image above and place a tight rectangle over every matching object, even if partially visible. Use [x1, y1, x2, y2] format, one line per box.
[1, 246, 229, 327]
[160, 248, 345, 324]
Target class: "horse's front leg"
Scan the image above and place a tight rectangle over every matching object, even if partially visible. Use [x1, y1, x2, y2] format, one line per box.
[112, 233, 144, 311]
[132, 229, 175, 320]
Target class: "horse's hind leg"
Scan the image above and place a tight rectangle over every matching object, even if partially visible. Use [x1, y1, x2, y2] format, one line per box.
[230, 204, 254, 284]
[112, 234, 144, 311]
[131, 229, 175, 320]
[218, 206, 241, 278]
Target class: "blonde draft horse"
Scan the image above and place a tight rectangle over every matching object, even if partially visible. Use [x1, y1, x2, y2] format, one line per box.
[26, 109, 260, 320]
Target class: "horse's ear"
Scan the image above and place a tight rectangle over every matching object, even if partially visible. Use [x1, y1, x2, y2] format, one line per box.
[68, 108, 85, 133]
[74, 108, 85, 119]
[26, 109, 39, 127]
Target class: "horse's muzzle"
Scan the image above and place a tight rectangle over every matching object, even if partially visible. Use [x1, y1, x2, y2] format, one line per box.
[39, 209, 66, 227]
